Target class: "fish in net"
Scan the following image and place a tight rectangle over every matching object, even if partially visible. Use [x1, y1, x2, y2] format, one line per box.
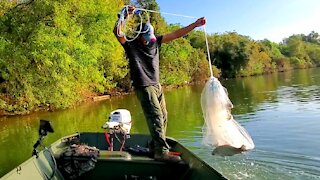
[201, 77, 254, 156]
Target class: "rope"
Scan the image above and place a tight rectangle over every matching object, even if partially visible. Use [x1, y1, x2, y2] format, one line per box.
[135, 7, 197, 19]
[203, 25, 214, 78]
[118, 5, 214, 77]
[116, 6, 150, 42]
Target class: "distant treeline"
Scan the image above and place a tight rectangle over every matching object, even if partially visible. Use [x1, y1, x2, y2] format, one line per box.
[0, 0, 320, 115]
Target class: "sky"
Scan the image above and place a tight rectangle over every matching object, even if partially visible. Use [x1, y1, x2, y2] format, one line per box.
[156, 0, 320, 43]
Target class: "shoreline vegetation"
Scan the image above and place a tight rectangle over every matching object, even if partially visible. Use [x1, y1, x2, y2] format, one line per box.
[1, 0, 320, 116]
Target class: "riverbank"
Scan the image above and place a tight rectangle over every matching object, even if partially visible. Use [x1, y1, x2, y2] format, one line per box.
[0, 78, 207, 116]
[1, 66, 319, 117]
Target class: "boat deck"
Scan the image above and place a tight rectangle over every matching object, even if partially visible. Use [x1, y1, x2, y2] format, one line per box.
[2, 132, 227, 180]
[82, 150, 190, 180]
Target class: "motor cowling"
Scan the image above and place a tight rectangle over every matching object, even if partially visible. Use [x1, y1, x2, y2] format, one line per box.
[102, 109, 132, 134]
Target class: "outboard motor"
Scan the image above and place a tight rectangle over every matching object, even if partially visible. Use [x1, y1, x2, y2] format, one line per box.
[102, 109, 132, 151]
[102, 109, 132, 134]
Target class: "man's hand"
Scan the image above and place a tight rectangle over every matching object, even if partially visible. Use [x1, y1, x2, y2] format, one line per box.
[127, 5, 135, 15]
[194, 17, 206, 27]
[118, 6, 135, 19]
[115, 6, 136, 44]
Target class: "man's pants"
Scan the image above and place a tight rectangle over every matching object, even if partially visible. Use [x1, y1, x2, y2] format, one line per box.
[136, 84, 170, 154]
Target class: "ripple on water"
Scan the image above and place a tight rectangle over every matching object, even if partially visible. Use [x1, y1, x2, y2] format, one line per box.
[187, 145, 320, 180]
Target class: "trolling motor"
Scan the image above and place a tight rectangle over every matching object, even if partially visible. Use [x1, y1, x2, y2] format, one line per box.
[102, 109, 132, 151]
[32, 119, 54, 158]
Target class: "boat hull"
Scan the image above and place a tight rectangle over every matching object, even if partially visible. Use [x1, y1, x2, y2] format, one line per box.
[2, 132, 227, 180]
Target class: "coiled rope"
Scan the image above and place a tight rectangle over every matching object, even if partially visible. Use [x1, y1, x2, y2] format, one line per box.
[117, 5, 213, 77]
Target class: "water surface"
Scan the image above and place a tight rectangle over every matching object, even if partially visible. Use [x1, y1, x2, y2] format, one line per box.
[1, 68, 320, 179]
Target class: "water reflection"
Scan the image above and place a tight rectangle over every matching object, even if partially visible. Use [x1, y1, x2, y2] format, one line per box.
[1, 68, 320, 179]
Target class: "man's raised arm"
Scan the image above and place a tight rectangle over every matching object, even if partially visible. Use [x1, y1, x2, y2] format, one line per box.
[113, 6, 135, 45]
[161, 17, 206, 44]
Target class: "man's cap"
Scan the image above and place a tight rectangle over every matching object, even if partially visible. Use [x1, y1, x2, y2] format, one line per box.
[140, 23, 157, 43]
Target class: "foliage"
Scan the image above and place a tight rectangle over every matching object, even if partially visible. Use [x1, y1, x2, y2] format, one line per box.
[260, 39, 284, 59]
[305, 43, 320, 66]
[209, 32, 251, 77]
[189, 30, 320, 78]
[238, 42, 275, 77]
[159, 24, 211, 85]
[160, 37, 202, 85]
[1, 0, 320, 115]
[134, 0, 167, 34]
[301, 31, 320, 45]
[0, 0, 18, 16]
[0, 0, 127, 114]
[281, 33, 320, 68]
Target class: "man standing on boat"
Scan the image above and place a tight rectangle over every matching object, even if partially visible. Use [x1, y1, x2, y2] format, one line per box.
[114, 6, 206, 163]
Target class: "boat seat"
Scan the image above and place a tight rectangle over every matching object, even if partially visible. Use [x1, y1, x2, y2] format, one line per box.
[97, 150, 187, 163]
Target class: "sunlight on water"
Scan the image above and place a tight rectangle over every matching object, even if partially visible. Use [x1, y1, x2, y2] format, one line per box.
[176, 69, 320, 180]
[1, 68, 320, 179]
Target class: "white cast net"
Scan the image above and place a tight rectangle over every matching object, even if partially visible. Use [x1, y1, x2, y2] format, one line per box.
[201, 77, 255, 153]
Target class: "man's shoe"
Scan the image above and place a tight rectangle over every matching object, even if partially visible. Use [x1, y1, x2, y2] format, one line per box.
[154, 152, 181, 163]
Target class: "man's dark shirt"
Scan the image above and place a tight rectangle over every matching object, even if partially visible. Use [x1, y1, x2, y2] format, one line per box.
[122, 36, 163, 87]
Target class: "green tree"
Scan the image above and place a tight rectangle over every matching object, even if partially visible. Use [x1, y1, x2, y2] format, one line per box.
[239, 41, 275, 76]
[0, 0, 18, 16]
[0, 0, 127, 114]
[134, 0, 167, 34]
[1, 0, 319, 116]
[305, 43, 320, 66]
[210, 32, 251, 78]
[160, 24, 210, 85]
[260, 39, 283, 59]
[302, 31, 320, 45]
[260, 39, 291, 72]
[281, 35, 311, 68]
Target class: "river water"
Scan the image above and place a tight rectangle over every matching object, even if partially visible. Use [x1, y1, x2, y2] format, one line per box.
[1, 68, 320, 179]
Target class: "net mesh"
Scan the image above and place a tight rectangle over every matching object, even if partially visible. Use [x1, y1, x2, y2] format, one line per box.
[201, 77, 254, 153]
